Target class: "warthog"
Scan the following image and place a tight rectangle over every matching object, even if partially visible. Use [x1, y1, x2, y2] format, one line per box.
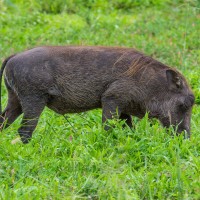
[0, 46, 195, 143]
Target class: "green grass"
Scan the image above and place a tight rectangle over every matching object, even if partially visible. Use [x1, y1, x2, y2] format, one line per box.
[0, 0, 200, 199]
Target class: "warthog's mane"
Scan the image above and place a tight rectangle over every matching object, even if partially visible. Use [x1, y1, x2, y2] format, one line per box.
[112, 48, 170, 77]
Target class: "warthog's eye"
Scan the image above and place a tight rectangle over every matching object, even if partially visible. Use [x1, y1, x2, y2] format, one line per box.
[188, 94, 195, 105]
[179, 94, 195, 111]
[180, 103, 189, 111]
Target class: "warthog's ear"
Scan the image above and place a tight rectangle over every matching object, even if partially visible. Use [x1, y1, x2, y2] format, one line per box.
[166, 69, 182, 90]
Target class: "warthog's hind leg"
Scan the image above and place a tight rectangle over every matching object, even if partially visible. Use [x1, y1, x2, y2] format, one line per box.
[0, 89, 22, 130]
[18, 96, 46, 144]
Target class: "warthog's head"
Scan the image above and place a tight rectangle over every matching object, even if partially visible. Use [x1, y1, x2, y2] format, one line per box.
[147, 69, 195, 138]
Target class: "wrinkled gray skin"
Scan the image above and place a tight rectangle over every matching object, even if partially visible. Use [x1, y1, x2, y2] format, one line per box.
[0, 46, 195, 143]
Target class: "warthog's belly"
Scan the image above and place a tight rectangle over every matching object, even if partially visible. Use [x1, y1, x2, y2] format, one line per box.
[46, 95, 101, 114]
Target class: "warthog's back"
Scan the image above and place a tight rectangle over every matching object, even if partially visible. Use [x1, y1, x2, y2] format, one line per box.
[4, 46, 146, 113]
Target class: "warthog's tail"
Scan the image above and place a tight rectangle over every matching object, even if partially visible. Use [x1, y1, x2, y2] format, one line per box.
[0, 55, 16, 114]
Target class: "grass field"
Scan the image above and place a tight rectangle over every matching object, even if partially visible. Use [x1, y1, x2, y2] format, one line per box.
[0, 0, 200, 199]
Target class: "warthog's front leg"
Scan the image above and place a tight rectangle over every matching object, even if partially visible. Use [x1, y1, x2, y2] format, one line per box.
[101, 96, 122, 131]
[119, 113, 132, 128]
[101, 80, 133, 130]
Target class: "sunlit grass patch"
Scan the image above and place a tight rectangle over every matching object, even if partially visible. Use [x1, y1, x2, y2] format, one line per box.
[0, 1, 199, 199]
